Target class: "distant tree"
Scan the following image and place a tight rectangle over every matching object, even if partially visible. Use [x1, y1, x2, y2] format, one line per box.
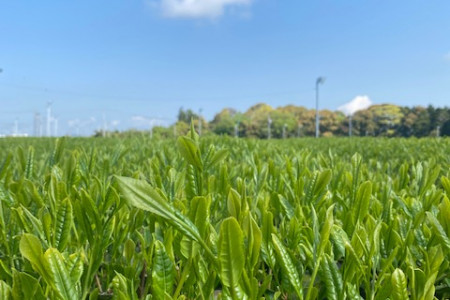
[242, 103, 274, 138]
[319, 109, 346, 136]
[175, 102, 449, 139]
[353, 109, 376, 136]
[178, 108, 199, 123]
[174, 121, 190, 136]
[267, 110, 297, 138]
[441, 119, 450, 136]
[277, 105, 313, 136]
[371, 104, 404, 136]
[398, 107, 418, 137]
[152, 126, 173, 138]
[411, 107, 431, 137]
[210, 108, 240, 136]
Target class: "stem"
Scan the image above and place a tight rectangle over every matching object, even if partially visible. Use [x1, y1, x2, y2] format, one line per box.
[173, 259, 192, 298]
[139, 260, 147, 299]
[95, 274, 103, 293]
[81, 240, 100, 299]
[198, 239, 219, 269]
[305, 257, 321, 300]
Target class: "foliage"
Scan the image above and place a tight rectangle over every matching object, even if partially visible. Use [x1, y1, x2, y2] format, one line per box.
[190, 103, 450, 138]
[0, 134, 449, 299]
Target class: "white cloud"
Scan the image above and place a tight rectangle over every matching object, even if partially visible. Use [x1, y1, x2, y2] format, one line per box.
[338, 95, 372, 116]
[156, 0, 253, 19]
[132, 116, 167, 127]
[131, 116, 150, 123]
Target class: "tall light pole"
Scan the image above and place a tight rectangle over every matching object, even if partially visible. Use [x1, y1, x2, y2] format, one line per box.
[315, 77, 325, 138]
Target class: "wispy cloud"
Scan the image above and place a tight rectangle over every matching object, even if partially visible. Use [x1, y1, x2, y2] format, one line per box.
[153, 0, 253, 19]
[338, 96, 372, 116]
[132, 115, 168, 127]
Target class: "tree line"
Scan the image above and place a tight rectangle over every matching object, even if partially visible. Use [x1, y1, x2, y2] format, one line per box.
[106, 103, 450, 138]
[170, 103, 450, 138]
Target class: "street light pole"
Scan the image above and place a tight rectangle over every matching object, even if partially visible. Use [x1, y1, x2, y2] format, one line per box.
[315, 77, 325, 138]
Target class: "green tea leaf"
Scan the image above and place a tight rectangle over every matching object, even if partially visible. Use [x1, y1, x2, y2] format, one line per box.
[218, 217, 246, 299]
[177, 136, 202, 170]
[54, 198, 73, 251]
[391, 268, 408, 300]
[19, 234, 46, 276]
[152, 241, 175, 300]
[43, 248, 78, 300]
[0, 281, 11, 300]
[272, 234, 303, 299]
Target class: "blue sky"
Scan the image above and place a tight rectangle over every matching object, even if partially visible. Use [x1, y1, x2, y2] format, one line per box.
[1, 0, 449, 136]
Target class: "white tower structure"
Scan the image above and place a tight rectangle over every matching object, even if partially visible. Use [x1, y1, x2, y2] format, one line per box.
[46, 101, 53, 136]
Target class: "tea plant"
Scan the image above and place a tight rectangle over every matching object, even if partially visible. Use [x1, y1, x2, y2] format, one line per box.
[0, 133, 448, 299]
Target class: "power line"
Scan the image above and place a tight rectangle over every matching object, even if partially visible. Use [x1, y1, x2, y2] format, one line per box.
[0, 81, 315, 103]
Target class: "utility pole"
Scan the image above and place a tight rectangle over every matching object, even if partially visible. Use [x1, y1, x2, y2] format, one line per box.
[268, 116, 272, 139]
[315, 77, 325, 138]
[283, 123, 287, 139]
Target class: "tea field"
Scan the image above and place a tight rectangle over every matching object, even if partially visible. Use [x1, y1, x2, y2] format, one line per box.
[0, 132, 449, 299]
